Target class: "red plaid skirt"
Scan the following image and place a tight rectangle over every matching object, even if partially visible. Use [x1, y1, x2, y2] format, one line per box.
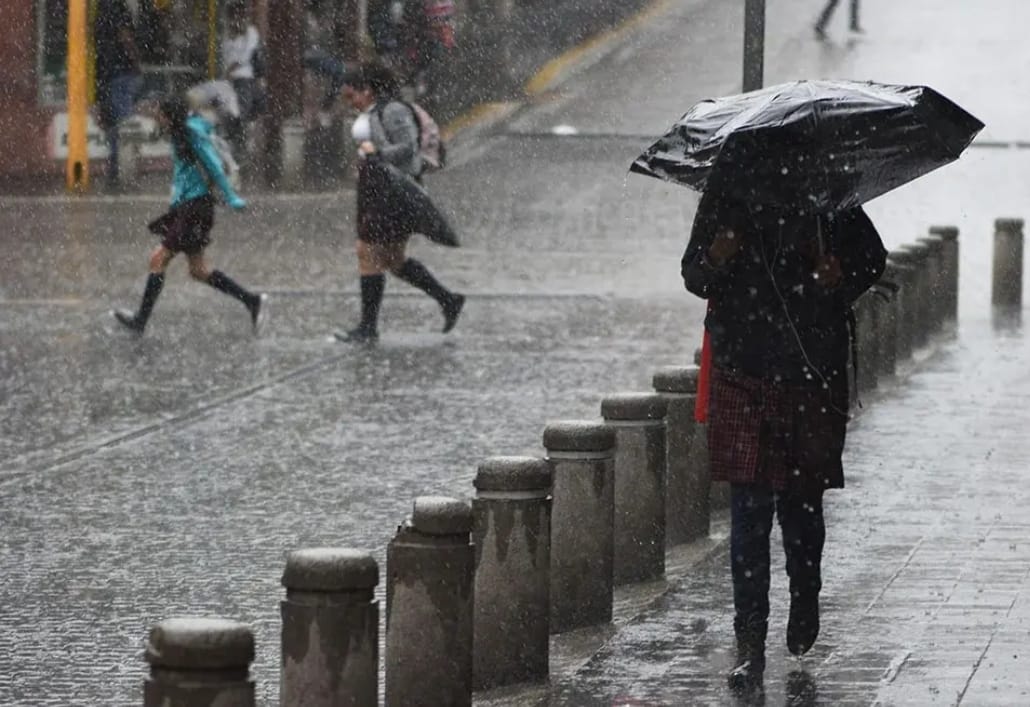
[707, 368, 848, 492]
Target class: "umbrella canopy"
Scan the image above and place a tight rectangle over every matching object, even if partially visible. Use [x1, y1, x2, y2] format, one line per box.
[630, 80, 984, 213]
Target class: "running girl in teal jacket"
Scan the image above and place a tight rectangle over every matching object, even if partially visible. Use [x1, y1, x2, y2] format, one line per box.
[113, 95, 265, 334]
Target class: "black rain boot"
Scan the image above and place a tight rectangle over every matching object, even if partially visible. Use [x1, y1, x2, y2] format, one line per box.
[728, 617, 767, 696]
[395, 258, 465, 333]
[336, 274, 384, 343]
[787, 593, 820, 656]
[114, 272, 164, 334]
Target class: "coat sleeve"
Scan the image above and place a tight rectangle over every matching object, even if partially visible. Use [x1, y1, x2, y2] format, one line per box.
[188, 123, 240, 203]
[376, 101, 419, 168]
[681, 192, 742, 300]
[831, 207, 888, 305]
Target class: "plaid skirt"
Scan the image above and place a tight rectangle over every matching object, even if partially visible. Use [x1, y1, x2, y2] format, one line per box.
[707, 367, 849, 492]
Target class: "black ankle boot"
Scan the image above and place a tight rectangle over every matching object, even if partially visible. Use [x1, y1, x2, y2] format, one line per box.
[113, 309, 144, 334]
[728, 619, 767, 695]
[115, 272, 164, 334]
[787, 594, 820, 656]
[336, 275, 384, 343]
[442, 293, 465, 333]
[395, 258, 463, 331]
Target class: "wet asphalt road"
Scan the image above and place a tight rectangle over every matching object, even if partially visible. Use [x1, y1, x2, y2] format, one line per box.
[4, 0, 1030, 704]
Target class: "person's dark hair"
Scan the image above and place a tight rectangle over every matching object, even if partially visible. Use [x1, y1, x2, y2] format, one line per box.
[344, 62, 400, 100]
[159, 95, 196, 164]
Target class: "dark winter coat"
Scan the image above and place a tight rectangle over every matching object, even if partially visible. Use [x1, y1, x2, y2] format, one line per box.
[682, 192, 887, 491]
[682, 192, 887, 387]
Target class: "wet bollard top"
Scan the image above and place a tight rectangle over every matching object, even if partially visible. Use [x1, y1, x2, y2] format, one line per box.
[653, 365, 714, 540]
[543, 421, 616, 634]
[143, 617, 255, 707]
[386, 496, 474, 707]
[280, 548, 379, 707]
[601, 393, 668, 585]
[472, 456, 552, 691]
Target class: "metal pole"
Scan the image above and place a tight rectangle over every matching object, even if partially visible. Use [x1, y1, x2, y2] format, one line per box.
[66, 0, 89, 192]
[743, 0, 766, 92]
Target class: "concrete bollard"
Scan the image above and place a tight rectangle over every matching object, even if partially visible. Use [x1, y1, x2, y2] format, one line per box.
[543, 420, 616, 633]
[143, 617, 255, 707]
[653, 365, 716, 539]
[853, 292, 879, 395]
[601, 393, 668, 585]
[903, 242, 933, 348]
[887, 250, 919, 359]
[281, 548, 379, 707]
[918, 235, 947, 335]
[876, 262, 901, 379]
[386, 496, 474, 707]
[472, 457, 551, 690]
[929, 225, 960, 324]
[992, 218, 1024, 317]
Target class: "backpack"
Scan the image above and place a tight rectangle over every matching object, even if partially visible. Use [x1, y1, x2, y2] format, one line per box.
[377, 100, 446, 174]
[408, 101, 446, 173]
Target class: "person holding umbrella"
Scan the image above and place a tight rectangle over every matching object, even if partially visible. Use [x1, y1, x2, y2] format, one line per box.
[336, 62, 464, 343]
[683, 193, 885, 693]
[632, 80, 983, 695]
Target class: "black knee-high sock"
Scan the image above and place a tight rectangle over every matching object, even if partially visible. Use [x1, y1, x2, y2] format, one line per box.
[360, 274, 385, 332]
[208, 269, 257, 307]
[395, 258, 452, 305]
[136, 272, 165, 326]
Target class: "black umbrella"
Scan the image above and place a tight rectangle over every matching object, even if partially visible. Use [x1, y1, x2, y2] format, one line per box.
[359, 157, 460, 247]
[631, 80, 984, 213]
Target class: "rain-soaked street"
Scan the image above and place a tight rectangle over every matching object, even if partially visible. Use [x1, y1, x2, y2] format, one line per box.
[4, 0, 1030, 704]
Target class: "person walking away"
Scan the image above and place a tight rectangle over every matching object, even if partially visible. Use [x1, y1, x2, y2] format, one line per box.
[93, 0, 142, 191]
[682, 192, 886, 695]
[336, 62, 464, 343]
[814, 0, 862, 39]
[221, 0, 264, 161]
[113, 96, 266, 335]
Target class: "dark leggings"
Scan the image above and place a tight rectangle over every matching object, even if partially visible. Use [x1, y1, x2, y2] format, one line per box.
[730, 484, 825, 633]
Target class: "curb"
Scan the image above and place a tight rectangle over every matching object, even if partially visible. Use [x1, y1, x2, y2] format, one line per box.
[441, 0, 676, 142]
[525, 0, 674, 97]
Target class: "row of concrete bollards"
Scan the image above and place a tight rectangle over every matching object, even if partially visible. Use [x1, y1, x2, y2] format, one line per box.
[141, 223, 974, 706]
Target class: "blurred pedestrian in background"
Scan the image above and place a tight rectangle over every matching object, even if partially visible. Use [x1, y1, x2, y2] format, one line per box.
[815, 0, 862, 40]
[93, 0, 142, 191]
[221, 0, 265, 161]
[336, 62, 464, 343]
[113, 96, 265, 336]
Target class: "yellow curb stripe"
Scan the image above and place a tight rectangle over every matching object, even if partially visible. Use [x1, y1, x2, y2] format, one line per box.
[441, 101, 515, 141]
[525, 0, 674, 97]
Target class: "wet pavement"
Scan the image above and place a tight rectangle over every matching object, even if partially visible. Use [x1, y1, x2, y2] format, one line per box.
[3, 0, 1030, 704]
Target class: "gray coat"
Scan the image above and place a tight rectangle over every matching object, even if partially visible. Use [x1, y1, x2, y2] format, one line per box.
[371, 100, 422, 178]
